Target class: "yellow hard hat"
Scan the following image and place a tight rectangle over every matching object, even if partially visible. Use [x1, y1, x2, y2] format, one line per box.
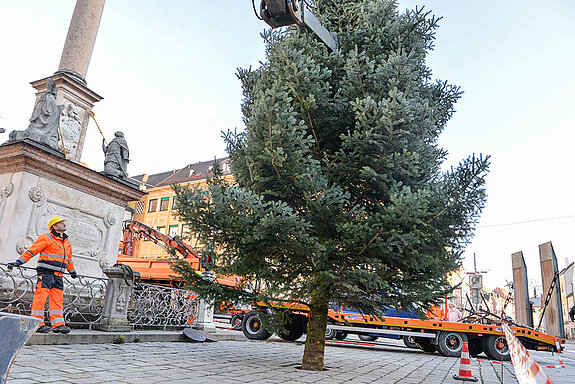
[47, 216, 66, 229]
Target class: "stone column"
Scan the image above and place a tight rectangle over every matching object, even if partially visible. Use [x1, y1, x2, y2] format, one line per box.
[56, 0, 106, 85]
[512, 251, 533, 326]
[539, 242, 565, 337]
[97, 267, 133, 332]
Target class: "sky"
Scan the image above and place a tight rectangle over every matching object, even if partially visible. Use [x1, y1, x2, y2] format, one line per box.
[1, 1, 574, 292]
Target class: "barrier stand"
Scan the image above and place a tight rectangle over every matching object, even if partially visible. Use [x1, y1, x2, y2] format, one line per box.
[0, 313, 41, 384]
[502, 323, 554, 384]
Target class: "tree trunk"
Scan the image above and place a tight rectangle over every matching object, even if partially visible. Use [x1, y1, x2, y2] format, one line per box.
[301, 292, 328, 370]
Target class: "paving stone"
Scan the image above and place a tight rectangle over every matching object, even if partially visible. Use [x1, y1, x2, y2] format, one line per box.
[6, 337, 575, 383]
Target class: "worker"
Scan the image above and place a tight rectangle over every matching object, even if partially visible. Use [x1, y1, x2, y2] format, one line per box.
[7, 216, 77, 333]
[447, 303, 462, 322]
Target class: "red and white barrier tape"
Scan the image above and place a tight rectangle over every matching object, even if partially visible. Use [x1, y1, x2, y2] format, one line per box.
[503, 323, 554, 384]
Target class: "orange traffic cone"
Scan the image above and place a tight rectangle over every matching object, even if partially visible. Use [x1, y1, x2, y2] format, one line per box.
[453, 342, 478, 382]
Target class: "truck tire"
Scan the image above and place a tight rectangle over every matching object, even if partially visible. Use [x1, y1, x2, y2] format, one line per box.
[468, 338, 483, 357]
[334, 331, 348, 340]
[437, 332, 468, 357]
[242, 310, 272, 340]
[278, 314, 307, 341]
[358, 334, 378, 341]
[415, 338, 437, 353]
[403, 335, 418, 349]
[483, 334, 511, 361]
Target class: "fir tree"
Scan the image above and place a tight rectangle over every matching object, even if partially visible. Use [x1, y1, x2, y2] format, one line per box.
[172, 0, 489, 371]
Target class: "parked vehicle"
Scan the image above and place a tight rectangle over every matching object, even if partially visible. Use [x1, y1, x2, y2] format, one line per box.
[238, 302, 564, 361]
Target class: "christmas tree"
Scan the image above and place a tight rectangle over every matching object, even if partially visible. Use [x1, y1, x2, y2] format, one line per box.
[172, 0, 489, 370]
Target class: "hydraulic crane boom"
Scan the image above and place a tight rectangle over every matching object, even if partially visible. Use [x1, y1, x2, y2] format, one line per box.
[121, 220, 205, 262]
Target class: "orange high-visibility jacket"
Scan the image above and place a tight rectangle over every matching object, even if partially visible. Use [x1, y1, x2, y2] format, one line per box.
[17, 232, 75, 277]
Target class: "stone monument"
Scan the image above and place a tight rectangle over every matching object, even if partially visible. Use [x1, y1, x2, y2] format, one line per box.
[0, 0, 144, 278]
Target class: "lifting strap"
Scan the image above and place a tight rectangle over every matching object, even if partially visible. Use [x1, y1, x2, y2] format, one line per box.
[89, 110, 108, 147]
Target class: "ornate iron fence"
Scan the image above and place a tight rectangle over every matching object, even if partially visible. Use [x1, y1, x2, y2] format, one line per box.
[128, 283, 199, 329]
[0, 264, 107, 329]
[1, 263, 200, 330]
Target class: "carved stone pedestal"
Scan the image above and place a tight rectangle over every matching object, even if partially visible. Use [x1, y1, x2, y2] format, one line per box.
[97, 267, 133, 332]
[194, 298, 216, 334]
[0, 140, 144, 277]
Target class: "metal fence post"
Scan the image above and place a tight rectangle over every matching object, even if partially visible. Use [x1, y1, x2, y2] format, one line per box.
[97, 267, 132, 332]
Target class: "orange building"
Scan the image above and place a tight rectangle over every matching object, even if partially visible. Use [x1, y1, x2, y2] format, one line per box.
[129, 157, 233, 259]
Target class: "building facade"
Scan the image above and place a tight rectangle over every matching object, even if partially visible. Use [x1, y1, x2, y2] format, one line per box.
[129, 158, 233, 259]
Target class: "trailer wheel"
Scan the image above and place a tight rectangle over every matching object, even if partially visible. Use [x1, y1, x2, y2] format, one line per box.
[468, 338, 483, 357]
[325, 323, 337, 340]
[483, 335, 510, 361]
[334, 331, 348, 340]
[242, 310, 272, 340]
[403, 335, 418, 349]
[278, 314, 307, 341]
[437, 332, 468, 357]
[358, 334, 378, 341]
[415, 338, 436, 353]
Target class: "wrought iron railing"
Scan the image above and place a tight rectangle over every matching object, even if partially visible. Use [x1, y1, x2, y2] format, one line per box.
[0, 264, 107, 329]
[128, 283, 199, 329]
[1, 263, 200, 330]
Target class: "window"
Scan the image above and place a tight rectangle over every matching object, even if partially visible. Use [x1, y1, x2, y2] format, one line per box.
[148, 199, 157, 212]
[157, 226, 166, 234]
[172, 196, 178, 210]
[169, 225, 179, 237]
[159, 197, 170, 211]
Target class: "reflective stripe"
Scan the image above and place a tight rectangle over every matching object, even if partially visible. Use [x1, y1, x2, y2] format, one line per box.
[16, 257, 26, 264]
[37, 262, 65, 271]
[52, 317, 65, 324]
[40, 253, 66, 260]
[25, 250, 35, 257]
[31, 310, 44, 316]
[49, 310, 63, 316]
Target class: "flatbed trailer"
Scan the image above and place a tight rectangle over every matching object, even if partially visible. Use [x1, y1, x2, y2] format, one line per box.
[238, 303, 565, 361]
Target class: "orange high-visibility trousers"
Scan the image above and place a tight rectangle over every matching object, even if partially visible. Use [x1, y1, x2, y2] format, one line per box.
[30, 274, 65, 328]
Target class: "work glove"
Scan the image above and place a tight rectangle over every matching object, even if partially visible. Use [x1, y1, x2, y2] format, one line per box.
[6, 261, 22, 271]
[70, 271, 78, 279]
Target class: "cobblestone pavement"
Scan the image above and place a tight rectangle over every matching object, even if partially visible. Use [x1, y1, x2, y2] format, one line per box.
[7, 337, 575, 384]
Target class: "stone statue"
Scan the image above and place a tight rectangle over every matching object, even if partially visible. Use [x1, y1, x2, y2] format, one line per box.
[8, 79, 64, 152]
[103, 131, 129, 179]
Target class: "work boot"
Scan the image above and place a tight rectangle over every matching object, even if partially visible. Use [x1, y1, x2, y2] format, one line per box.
[36, 325, 51, 333]
[52, 325, 71, 334]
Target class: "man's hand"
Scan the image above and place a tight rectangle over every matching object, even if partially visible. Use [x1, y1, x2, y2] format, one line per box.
[70, 271, 78, 279]
[6, 261, 22, 271]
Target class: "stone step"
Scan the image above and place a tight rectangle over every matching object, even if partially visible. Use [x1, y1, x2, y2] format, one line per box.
[28, 327, 247, 345]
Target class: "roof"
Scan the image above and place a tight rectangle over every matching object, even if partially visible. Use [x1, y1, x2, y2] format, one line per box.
[131, 157, 231, 189]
